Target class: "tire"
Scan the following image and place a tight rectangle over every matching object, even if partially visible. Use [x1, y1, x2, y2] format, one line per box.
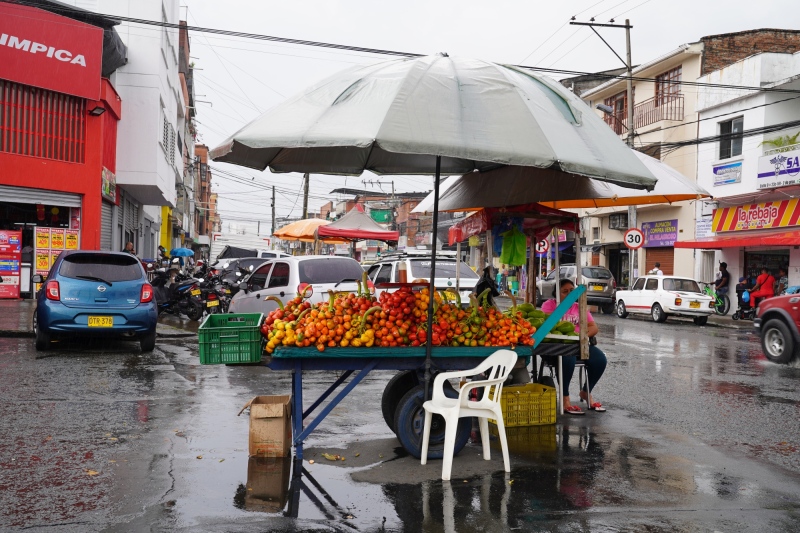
[33, 311, 50, 351]
[616, 300, 629, 319]
[651, 303, 667, 323]
[693, 316, 708, 326]
[140, 329, 156, 352]
[394, 384, 471, 460]
[715, 294, 730, 316]
[601, 303, 615, 315]
[381, 371, 419, 433]
[761, 319, 797, 364]
[185, 299, 204, 321]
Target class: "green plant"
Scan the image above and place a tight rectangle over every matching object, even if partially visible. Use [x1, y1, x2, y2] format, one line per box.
[761, 131, 800, 149]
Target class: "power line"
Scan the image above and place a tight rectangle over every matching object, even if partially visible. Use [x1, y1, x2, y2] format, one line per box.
[6, 0, 798, 95]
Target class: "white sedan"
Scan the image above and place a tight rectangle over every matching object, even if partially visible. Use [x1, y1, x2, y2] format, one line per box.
[615, 275, 715, 326]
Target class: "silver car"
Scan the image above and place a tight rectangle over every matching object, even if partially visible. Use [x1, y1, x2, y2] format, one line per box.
[536, 264, 617, 313]
[228, 256, 364, 314]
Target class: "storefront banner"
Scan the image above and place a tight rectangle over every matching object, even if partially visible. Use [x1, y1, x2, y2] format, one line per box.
[757, 145, 800, 189]
[713, 161, 742, 186]
[0, 230, 22, 298]
[713, 198, 800, 232]
[50, 229, 65, 249]
[102, 168, 117, 203]
[0, 3, 103, 100]
[65, 230, 79, 250]
[641, 219, 678, 248]
[35, 227, 50, 249]
[696, 217, 713, 239]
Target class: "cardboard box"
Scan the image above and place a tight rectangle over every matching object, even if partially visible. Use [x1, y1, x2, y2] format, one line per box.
[244, 456, 292, 513]
[239, 395, 292, 457]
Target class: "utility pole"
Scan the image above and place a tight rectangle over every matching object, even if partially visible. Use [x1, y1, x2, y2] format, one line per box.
[570, 18, 637, 287]
[302, 173, 310, 219]
[271, 186, 276, 237]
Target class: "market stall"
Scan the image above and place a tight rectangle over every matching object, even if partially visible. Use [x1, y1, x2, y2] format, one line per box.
[209, 55, 657, 460]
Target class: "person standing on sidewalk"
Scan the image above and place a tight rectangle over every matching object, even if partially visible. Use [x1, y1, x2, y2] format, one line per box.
[714, 262, 730, 297]
[122, 242, 136, 256]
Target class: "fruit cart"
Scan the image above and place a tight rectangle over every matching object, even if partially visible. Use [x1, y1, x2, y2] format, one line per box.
[262, 283, 587, 461]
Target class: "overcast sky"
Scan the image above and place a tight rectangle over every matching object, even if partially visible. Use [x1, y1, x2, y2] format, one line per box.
[180, 0, 799, 235]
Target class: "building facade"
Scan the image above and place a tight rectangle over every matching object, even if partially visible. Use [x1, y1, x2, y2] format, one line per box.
[0, 1, 126, 296]
[677, 48, 800, 287]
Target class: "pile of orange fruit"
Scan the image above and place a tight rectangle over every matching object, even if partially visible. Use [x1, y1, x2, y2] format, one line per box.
[261, 275, 535, 354]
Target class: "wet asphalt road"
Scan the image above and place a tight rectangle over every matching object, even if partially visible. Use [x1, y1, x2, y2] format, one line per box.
[1, 313, 800, 531]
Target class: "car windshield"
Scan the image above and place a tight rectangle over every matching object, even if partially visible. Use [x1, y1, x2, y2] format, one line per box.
[582, 267, 612, 279]
[59, 254, 142, 282]
[298, 258, 365, 284]
[663, 278, 702, 293]
[410, 260, 479, 279]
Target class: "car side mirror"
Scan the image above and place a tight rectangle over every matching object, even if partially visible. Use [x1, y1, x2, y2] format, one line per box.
[32, 274, 44, 283]
[238, 281, 248, 292]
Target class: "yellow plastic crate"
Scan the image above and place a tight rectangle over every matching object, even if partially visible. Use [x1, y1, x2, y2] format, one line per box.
[489, 383, 556, 427]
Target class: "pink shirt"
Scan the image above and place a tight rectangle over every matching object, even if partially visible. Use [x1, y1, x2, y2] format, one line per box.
[540, 299, 594, 333]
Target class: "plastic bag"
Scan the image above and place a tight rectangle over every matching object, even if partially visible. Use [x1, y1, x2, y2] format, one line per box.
[742, 291, 750, 303]
[500, 227, 527, 266]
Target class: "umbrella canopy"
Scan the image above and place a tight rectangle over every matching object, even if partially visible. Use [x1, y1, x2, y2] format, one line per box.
[211, 55, 656, 190]
[169, 247, 194, 257]
[448, 204, 579, 246]
[273, 219, 347, 244]
[317, 208, 400, 243]
[414, 150, 709, 213]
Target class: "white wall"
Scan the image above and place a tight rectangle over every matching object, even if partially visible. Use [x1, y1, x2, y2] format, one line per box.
[98, 0, 181, 207]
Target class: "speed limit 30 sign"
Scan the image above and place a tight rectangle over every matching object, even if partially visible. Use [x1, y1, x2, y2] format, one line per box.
[624, 228, 645, 250]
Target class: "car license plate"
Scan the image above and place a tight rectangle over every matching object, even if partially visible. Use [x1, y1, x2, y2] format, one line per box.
[225, 289, 231, 294]
[191, 289, 201, 296]
[206, 300, 219, 307]
[88, 316, 113, 327]
[592, 285, 603, 291]
[689, 301, 700, 309]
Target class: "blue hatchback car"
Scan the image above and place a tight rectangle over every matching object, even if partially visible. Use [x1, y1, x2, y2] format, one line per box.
[32, 251, 158, 352]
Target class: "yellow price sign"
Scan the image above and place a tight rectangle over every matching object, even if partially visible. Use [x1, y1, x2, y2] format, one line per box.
[50, 229, 65, 249]
[36, 252, 50, 270]
[65, 231, 79, 250]
[35, 228, 50, 249]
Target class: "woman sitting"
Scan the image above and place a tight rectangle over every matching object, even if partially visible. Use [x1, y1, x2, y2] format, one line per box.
[541, 279, 608, 415]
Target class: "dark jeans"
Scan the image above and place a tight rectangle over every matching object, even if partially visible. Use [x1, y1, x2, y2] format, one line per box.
[548, 345, 607, 397]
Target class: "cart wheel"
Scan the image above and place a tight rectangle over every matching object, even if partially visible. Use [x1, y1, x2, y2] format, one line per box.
[394, 384, 471, 460]
[381, 371, 419, 433]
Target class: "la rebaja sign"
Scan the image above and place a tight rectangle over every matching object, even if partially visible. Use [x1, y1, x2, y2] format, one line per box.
[0, 3, 103, 100]
[712, 198, 800, 232]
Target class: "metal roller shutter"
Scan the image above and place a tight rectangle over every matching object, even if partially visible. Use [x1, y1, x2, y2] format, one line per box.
[100, 201, 113, 251]
[645, 247, 675, 275]
[0, 184, 81, 208]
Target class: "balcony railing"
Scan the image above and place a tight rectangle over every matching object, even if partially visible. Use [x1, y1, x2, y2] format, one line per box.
[604, 94, 685, 135]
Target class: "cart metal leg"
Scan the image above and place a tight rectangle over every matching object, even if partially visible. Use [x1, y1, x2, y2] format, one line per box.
[292, 360, 304, 460]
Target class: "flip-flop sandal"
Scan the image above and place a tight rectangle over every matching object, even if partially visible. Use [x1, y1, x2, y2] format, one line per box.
[564, 405, 585, 416]
[588, 402, 606, 412]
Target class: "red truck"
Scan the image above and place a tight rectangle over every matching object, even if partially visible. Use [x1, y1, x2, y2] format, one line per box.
[755, 294, 800, 364]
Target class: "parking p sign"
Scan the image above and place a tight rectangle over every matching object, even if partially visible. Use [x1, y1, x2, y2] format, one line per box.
[534, 240, 550, 254]
[624, 228, 645, 250]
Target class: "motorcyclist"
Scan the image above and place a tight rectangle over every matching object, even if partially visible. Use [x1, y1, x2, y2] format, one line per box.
[475, 266, 500, 306]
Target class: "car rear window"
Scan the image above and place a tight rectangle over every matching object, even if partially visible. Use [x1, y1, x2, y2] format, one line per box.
[59, 254, 143, 282]
[298, 258, 364, 284]
[410, 260, 479, 279]
[663, 278, 701, 293]
[582, 267, 612, 279]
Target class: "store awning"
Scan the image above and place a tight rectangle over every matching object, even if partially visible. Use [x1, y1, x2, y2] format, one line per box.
[674, 229, 800, 249]
[536, 242, 574, 257]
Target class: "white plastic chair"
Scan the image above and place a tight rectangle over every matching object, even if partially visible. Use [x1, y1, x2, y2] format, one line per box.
[420, 349, 517, 481]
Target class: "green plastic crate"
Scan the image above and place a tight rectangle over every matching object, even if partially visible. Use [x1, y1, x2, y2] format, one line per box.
[199, 313, 264, 365]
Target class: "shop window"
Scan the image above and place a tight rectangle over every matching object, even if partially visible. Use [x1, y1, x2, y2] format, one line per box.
[719, 117, 743, 159]
[608, 213, 628, 230]
[0, 80, 86, 163]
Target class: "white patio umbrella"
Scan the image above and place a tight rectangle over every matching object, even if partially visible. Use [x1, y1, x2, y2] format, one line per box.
[210, 54, 658, 388]
[413, 149, 710, 214]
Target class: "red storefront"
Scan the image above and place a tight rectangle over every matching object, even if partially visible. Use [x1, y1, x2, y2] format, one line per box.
[0, 2, 123, 296]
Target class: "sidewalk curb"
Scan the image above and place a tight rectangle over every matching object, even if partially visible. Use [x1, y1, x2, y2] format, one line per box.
[0, 330, 198, 339]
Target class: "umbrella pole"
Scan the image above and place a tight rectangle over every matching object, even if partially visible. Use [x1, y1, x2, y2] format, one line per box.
[424, 156, 441, 402]
[455, 242, 461, 294]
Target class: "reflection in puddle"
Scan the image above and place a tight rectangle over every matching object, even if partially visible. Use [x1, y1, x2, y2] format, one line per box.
[234, 456, 292, 513]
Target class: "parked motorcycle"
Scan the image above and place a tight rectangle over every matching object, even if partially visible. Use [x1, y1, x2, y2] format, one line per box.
[150, 265, 204, 321]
